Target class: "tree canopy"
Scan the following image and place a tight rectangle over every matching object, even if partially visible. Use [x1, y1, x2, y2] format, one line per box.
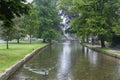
[33, 0, 61, 42]
[58, 0, 120, 47]
[0, 0, 30, 49]
[0, 0, 30, 23]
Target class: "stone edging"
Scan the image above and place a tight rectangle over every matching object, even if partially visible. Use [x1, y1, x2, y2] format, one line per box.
[0, 44, 48, 80]
[82, 43, 120, 59]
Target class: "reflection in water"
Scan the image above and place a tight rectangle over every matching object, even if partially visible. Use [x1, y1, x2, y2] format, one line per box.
[8, 42, 120, 80]
[84, 47, 98, 66]
[23, 65, 49, 75]
[57, 42, 72, 80]
[88, 48, 98, 67]
[73, 46, 120, 80]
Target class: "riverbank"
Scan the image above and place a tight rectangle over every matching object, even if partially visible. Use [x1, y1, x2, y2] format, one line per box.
[82, 43, 120, 59]
[0, 40, 47, 73]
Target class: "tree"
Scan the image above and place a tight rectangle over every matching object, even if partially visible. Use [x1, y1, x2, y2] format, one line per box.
[111, 24, 120, 47]
[0, 0, 30, 49]
[0, 0, 30, 23]
[42, 29, 58, 43]
[58, 0, 120, 48]
[34, 0, 61, 42]
[23, 8, 39, 44]
[12, 17, 26, 44]
[13, 27, 25, 44]
[0, 21, 14, 49]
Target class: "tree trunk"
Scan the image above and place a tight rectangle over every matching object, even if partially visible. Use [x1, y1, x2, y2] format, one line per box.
[43, 39, 46, 43]
[81, 36, 85, 43]
[17, 38, 20, 44]
[100, 37, 105, 48]
[91, 37, 94, 46]
[6, 39, 9, 49]
[49, 39, 52, 44]
[86, 36, 89, 43]
[30, 34, 31, 44]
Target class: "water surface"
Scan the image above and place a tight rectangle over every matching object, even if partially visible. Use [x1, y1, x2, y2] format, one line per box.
[9, 42, 120, 80]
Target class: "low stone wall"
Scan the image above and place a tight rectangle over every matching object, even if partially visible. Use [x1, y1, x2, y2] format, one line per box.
[0, 45, 48, 80]
[82, 43, 120, 59]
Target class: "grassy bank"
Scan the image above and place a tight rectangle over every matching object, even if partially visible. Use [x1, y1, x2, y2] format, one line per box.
[0, 40, 47, 73]
[83, 43, 120, 57]
[85, 43, 120, 54]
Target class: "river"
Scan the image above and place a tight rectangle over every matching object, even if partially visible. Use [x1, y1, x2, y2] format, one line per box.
[8, 41, 120, 80]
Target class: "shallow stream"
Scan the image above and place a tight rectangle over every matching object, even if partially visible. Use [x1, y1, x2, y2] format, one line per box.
[9, 42, 120, 80]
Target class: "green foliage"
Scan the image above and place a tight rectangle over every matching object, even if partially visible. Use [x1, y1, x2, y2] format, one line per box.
[0, 24, 14, 41]
[0, 0, 30, 23]
[34, 0, 61, 41]
[42, 29, 58, 42]
[112, 24, 120, 35]
[0, 0, 31, 49]
[12, 17, 26, 41]
[21, 6, 40, 44]
[58, 0, 120, 47]
[57, 0, 73, 10]
[23, 9, 39, 36]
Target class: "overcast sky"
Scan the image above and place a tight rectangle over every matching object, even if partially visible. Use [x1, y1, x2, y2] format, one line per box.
[26, 0, 33, 3]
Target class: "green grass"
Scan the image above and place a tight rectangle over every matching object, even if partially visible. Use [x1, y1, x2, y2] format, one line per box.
[0, 40, 47, 73]
[84, 43, 120, 55]
[100, 48, 120, 54]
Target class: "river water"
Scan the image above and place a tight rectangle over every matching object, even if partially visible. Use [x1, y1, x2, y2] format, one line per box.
[9, 41, 120, 80]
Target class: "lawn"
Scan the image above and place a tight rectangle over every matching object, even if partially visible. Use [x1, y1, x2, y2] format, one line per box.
[100, 48, 120, 54]
[0, 40, 47, 73]
[83, 43, 120, 55]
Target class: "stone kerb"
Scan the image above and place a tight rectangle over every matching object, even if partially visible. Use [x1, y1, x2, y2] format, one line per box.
[0, 45, 48, 80]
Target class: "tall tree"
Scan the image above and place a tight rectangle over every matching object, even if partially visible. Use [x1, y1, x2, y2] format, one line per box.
[0, 21, 14, 49]
[0, 0, 30, 49]
[34, 0, 61, 42]
[0, 0, 30, 22]
[23, 8, 39, 44]
[13, 17, 26, 44]
[58, 0, 120, 48]
[42, 28, 59, 43]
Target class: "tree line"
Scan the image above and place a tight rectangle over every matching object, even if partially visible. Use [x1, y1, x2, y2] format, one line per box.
[0, 0, 61, 49]
[58, 0, 120, 48]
